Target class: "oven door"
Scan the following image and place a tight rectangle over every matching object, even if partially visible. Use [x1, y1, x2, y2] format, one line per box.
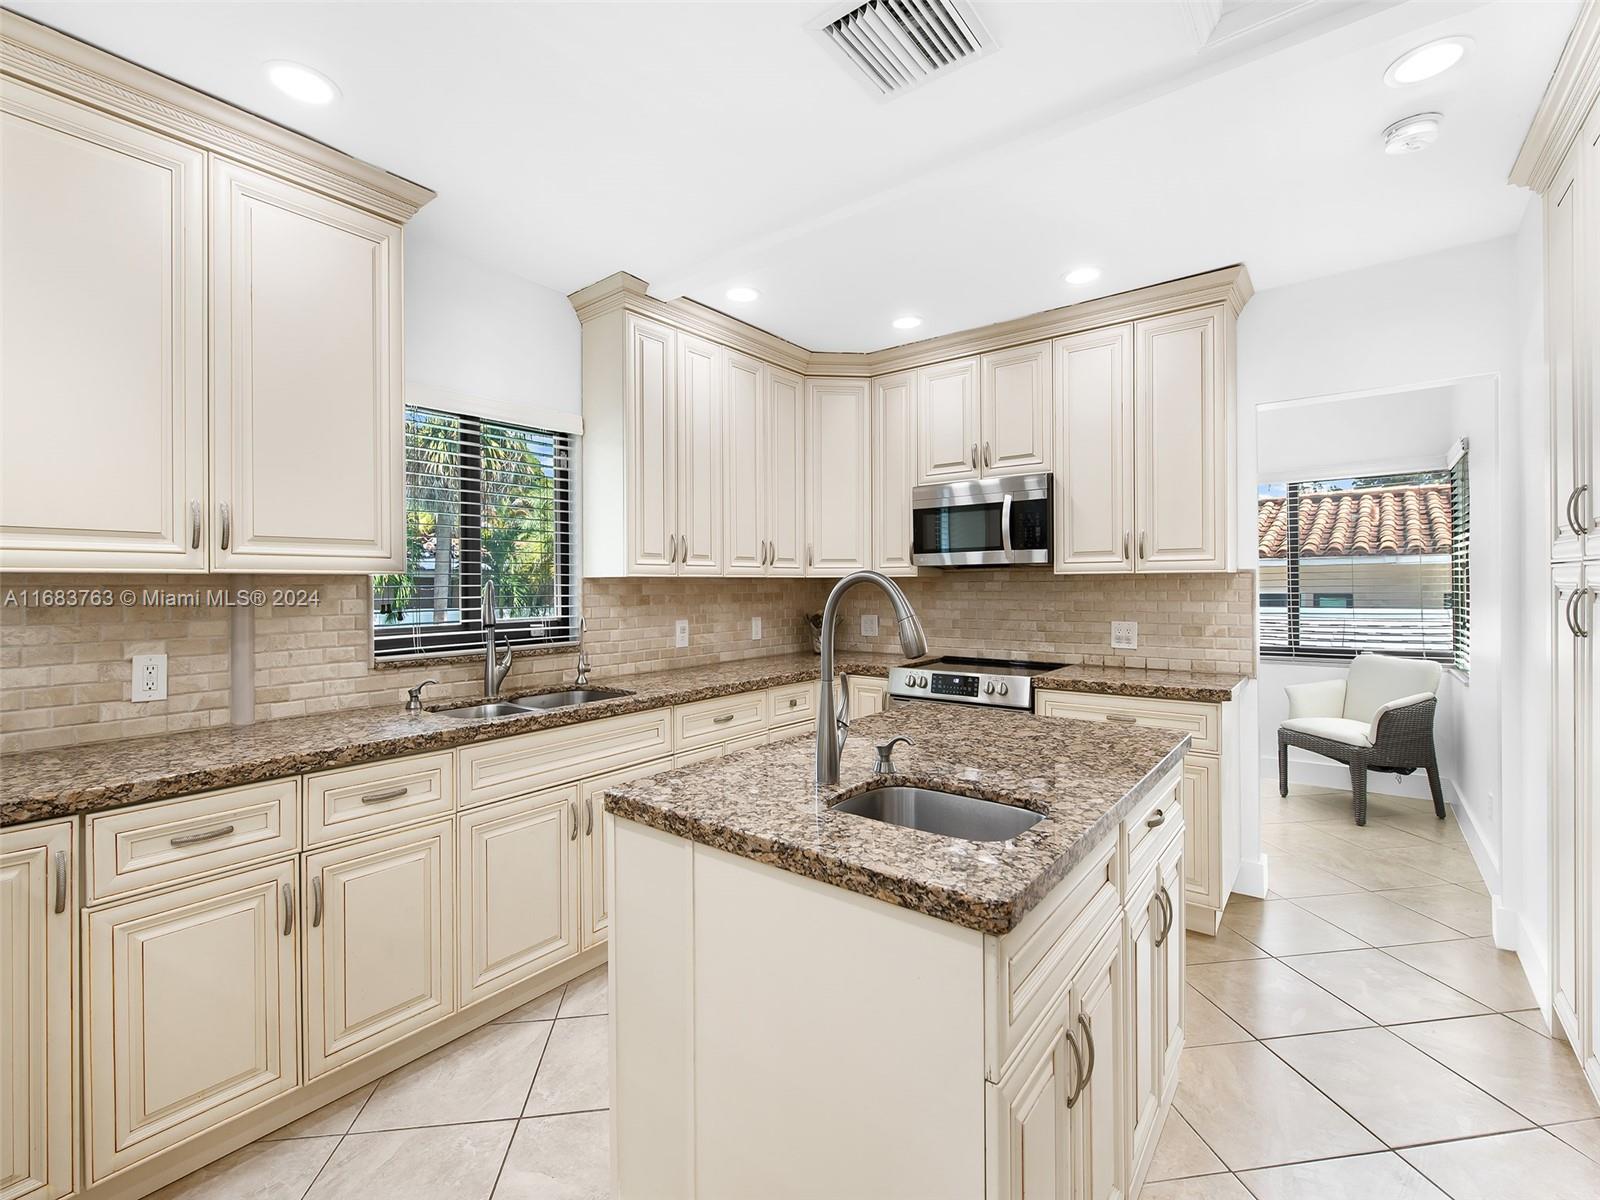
[911, 474, 1052, 567]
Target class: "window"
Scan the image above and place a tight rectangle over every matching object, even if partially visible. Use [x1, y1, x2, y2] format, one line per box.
[372, 407, 576, 659]
[1257, 456, 1467, 666]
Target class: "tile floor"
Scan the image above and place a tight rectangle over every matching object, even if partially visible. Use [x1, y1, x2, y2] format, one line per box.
[1145, 781, 1600, 1200]
[151, 965, 611, 1200]
[148, 781, 1600, 1200]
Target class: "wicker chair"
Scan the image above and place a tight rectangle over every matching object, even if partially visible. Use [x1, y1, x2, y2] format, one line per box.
[1277, 654, 1444, 826]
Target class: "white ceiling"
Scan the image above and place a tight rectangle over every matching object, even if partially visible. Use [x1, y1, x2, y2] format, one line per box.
[10, 1, 1577, 351]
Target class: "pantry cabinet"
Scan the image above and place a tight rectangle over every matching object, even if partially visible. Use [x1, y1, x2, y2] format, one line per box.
[807, 378, 874, 575]
[0, 820, 75, 1200]
[1054, 326, 1135, 573]
[874, 371, 918, 575]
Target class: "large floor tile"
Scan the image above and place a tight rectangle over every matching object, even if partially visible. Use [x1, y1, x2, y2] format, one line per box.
[1507, 1008, 1556, 1037]
[1174, 1042, 1382, 1171]
[1238, 1152, 1448, 1200]
[1220, 901, 1365, 957]
[1400, 1128, 1600, 1200]
[1377, 843, 1484, 884]
[1314, 820, 1434, 851]
[524, 1015, 608, 1117]
[1148, 1109, 1226, 1182]
[1264, 1027, 1530, 1147]
[557, 966, 607, 1018]
[264, 1083, 376, 1140]
[1259, 791, 1352, 824]
[1188, 958, 1371, 1039]
[1187, 923, 1268, 964]
[1374, 884, 1493, 937]
[493, 1112, 610, 1200]
[1549, 1118, 1600, 1165]
[307, 1123, 515, 1200]
[1185, 984, 1252, 1046]
[1393, 1014, 1600, 1125]
[1292, 840, 1451, 891]
[353, 1020, 552, 1132]
[1261, 822, 1348, 855]
[1278, 949, 1486, 1025]
[1291, 893, 1466, 948]
[495, 983, 566, 1024]
[152, 1136, 339, 1200]
[1383, 938, 1538, 1011]
[1261, 855, 1365, 899]
[1373, 811, 1467, 846]
[1140, 1173, 1253, 1199]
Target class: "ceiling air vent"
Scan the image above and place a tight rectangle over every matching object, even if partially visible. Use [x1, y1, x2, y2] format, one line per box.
[810, 0, 995, 98]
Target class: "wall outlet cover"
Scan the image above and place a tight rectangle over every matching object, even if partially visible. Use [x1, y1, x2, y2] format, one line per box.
[751, 616, 762, 641]
[132, 653, 167, 703]
[1111, 621, 1138, 650]
[861, 613, 880, 637]
[675, 619, 689, 649]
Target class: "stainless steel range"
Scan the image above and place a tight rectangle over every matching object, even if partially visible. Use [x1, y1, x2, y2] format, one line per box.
[888, 656, 1064, 711]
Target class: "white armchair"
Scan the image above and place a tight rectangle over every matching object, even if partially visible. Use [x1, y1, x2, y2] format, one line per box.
[1278, 654, 1444, 825]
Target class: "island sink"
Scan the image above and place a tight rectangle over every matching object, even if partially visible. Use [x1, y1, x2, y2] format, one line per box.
[832, 785, 1043, 842]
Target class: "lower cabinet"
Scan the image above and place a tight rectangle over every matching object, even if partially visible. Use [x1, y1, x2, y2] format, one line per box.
[1127, 835, 1186, 1183]
[1, 819, 75, 1200]
[577, 757, 676, 949]
[302, 819, 454, 1079]
[993, 986, 1078, 1200]
[85, 860, 298, 1182]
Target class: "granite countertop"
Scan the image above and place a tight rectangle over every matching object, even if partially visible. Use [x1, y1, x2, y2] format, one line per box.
[604, 703, 1189, 935]
[1032, 664, 1247, 704]
[0, 651, 907, 826]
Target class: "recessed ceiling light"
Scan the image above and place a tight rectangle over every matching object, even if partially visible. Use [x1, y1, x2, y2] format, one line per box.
[1383, 112, 1443, 155]
[1064, 266, 1102, 286]
[265, 60, 340, 105]
[892, 315, 923, 331]
[725, 286, 760, 303]
[1384, 36, 1471, 87]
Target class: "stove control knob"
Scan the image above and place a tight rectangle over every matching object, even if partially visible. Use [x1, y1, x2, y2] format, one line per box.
[998, 682, 1010, 696]
[918, 674, 929, 687]
[984, 681, 996, 695]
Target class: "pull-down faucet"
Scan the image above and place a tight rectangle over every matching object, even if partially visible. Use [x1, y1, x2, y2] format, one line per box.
[482, 577, 513, 698]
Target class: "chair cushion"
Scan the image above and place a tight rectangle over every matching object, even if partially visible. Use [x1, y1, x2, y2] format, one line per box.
[1281, 716, 1374, 748]
[1343, 655, 1442, 724]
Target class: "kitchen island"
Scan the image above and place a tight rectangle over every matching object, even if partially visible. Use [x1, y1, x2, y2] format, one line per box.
[605, 700, 1190, 1200]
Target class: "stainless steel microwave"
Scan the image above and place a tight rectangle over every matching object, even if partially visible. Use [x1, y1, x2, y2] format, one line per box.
[911, 473, 1052, 567]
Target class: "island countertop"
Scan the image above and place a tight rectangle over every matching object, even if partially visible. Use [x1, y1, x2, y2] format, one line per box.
[604, 702, 1189, 935]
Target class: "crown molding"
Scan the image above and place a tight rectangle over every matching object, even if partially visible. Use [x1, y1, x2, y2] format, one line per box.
[1510, 0, 1600, 192]
[570, 264, 1253, 380]
[0, 10, 435, 222]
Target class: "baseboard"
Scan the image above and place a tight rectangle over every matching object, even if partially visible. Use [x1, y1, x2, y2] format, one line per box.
[1514, 911, 1551, 1013]
[1234, 854, 1269, 899]
[1446, 782, 1502, 895]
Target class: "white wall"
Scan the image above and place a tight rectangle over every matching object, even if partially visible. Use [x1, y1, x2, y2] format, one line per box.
[403, 227, 582, 431]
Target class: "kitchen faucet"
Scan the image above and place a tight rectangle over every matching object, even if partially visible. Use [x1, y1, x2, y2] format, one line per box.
[816, 570, 928, 789]
[573, 616, 591, 687]
[482, 577, 513, 698]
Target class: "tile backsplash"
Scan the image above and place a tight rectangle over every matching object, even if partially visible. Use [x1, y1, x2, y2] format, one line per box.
[2, 568, 1254, 753]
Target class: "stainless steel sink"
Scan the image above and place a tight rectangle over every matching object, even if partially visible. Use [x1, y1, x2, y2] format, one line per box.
[439, 702, 538, 720]
[511, 688, 633, 710]
[831, 786, 1043, 842]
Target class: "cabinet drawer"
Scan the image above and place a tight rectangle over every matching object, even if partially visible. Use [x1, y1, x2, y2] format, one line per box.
[1125, 771, 1184, 888]
[767, 681, 816, 729]
[305, 751, 455, 846]
[1035, 690, 1218, 754]
[457, 708, 674, 809]
[87, 779, 299, 903]
[675, 691, 767, 752]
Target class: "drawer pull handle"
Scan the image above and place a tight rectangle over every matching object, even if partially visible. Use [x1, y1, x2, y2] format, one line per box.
[53, 850, 67, 914]
[170, 824, 235, 848]
[283, 881, 295, 936]
[788, 697, 799, 708]
[1145, 808, 1167, 829]
[1105, 714, 1137, 724]
[712, 713, 736, 725]
[311, 877, 323, 929]
[1153, 886, 1174, 947]
[1076, 1012, 1096, 1095]
[1063, 1027, 1086, 1108]
[570, 800, 579, 840]
[585, 797, 594, 836]
[360, 786, 409, 805]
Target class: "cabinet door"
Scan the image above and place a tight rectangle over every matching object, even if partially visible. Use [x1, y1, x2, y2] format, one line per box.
[982, 342, 1052, 477]
[1134, 310, 1225, 571]
[873, 371, 917, 575]
[0, 83, 207, 572]
[210, 159, 403, 572]
[1125, 872, 1162, 1173]
[1548, 148, 1585, 561]
[0, 821, 75, 1200]
[578, 757, 676, 950]
[626, 315, 678, 574]
[458, 789, 579, 1006]
[1158, 838, 1186, 1087]
[916, 358, 981, 483]
[992, 990, 1073, 1200]
[723, 352, 767, 575]
[1054, 326, 1134, 573]
[1180, 756, 1220, 914]
[85, 860, 297, 1182]
[1585, 112, 1600, 550]
[767, 367, 808, 576]
[677, 334, 723, 575]
[1552, 564, 1584, 1048]
[303, 820, 453, 1079]
[806, 379, 872, 575]
[1073, 921, 1125, 1200]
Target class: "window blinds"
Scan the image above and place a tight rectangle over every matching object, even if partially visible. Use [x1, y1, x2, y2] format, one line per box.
[1449, 440, 1470, 672]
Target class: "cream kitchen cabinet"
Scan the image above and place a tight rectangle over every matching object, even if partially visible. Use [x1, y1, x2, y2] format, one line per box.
[917, 357, 982, 483]
[806, 378, 874, 575]
[676, 333, 724, 575]
[577, 757, 675, 949]
[1548, 144, 1586, 561]
[873, 371, 918, 575]
[85, 859, 298, 1182]
[0, 820, 75, 1200]
[1054, 326, 1134, 573]
[981, 342, 1053, 477]
[620, 313, 679, 573]
[1550, 563, 1592, 1056]
[724, 354, 807, 577]
[766, 367, 808, 575]
[990, 983, 1077, 1200]
[1125, 835, 1184, 1186]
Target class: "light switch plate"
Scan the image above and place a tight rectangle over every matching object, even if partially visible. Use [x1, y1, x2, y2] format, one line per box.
[862, 613, 880, 637]
[132, 653, 167, 702]
[1111, 621, 1138, 650]
[751, 616, 762, 641]
[675, 619, 689, 649]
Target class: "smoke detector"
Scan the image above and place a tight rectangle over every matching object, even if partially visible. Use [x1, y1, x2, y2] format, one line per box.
[1383, 112, 1443, 155]
[810, 0, 995, 99]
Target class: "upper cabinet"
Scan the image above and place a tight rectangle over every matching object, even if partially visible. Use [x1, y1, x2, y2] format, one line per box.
[676, 334, 723, 575]
[873, 372, 917, 576]
[1548, 139, 1585, 562]
[980, 343, 1052, 477]
[916, 357, 981, 483]
[807, 379, 873, 576]
[723, 355, 806, 578]
[1055, 326, 1134, 573]
[0, 18, 432, 574]
[766, 368, 808, 576]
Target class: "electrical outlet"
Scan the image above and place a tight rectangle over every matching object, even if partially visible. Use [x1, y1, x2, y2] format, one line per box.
[862, 613, 880, 637]
[675, 619, 689, 649]
[132, 653, 167, 703]
[1111, 621, 1138, 650]
[751, 616, 763, 641]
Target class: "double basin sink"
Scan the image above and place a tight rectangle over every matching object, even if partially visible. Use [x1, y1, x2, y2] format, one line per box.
[439, 688, 633, 720]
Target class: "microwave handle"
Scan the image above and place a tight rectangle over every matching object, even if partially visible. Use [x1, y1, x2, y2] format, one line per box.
[1000, 493, 1013, 555]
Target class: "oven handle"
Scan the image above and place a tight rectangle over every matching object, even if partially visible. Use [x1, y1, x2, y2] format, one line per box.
[1000, 493, 1013, 555]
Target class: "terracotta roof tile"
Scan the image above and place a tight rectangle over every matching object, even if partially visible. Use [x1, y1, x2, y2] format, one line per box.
[1258, 484, 1451, 559]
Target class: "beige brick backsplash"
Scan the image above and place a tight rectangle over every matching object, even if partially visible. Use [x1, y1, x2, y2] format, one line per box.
[1, 567, 1254, 752]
